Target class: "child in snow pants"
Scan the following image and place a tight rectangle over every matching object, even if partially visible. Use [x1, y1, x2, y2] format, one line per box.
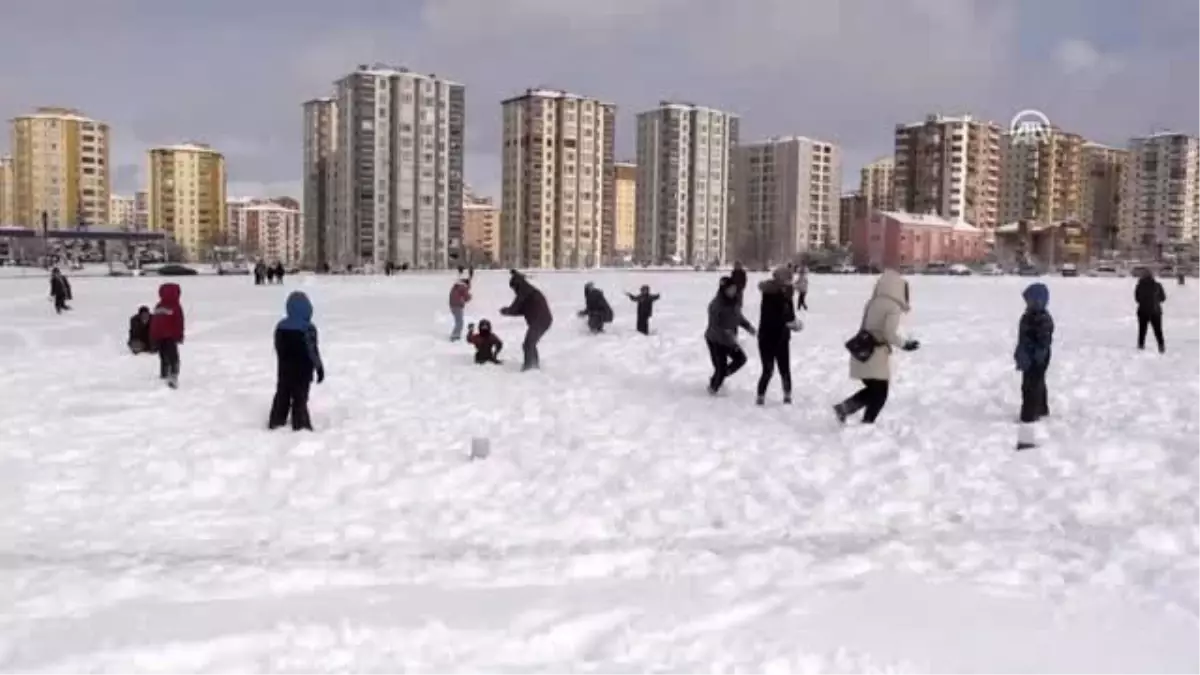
[269, 291, 325, 431]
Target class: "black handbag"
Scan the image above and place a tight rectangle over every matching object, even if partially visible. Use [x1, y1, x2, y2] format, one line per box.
[844, 304, 879, 362]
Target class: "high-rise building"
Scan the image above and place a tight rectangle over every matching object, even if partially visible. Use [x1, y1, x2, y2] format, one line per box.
[731, 136, 841, 265]
[860, 157, 894, 212]
[302, 97, 338, 269]
[1118, 132, 1200, 253]
[326, 64, 465, 269]
[635, 101, 739, 265]
[839, 191, 868, 247]
[0, 155, 13, 226]
[147, 142, 228, 260]
[110, 194, 136, 229]
[1080, 143, 1128, 250]
[499, 88, 616, 268]
[243, 201, 304, 266]
[463, 194, 500, 263]
[613, 161, 637, 256]
[999, 127, 1085, 226]
[9, 107, 111, 229]
[894, 114, 1001, 231]
[133, 190, 150, 231]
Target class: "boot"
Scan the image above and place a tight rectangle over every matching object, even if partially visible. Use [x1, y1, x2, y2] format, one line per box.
[1016, 424, 1036, 451]
[783, 392, 792, 404]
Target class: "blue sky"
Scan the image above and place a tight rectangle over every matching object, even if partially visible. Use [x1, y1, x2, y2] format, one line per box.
[1, 0, 1195, 201]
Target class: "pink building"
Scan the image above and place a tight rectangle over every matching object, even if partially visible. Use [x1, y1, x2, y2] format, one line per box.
[851, 210, 987, 268]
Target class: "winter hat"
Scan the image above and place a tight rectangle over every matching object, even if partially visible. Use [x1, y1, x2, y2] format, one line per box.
[772, 266, 791, 283]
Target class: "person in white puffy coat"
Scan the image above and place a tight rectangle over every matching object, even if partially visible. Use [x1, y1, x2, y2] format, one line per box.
[834, 269, 920, 424]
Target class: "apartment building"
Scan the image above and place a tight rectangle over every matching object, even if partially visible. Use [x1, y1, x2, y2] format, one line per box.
[635, 101, 738, 265]
[463, 195, 500, 263]
[999, 126, 1085, 226]
[326, 64, 465, 270]
[860, 157, 894, 212]
[226, 196, 255, 244]
[147, 142, 227, 260]
[243, 201, 304, 266]
[110, 194, 136, 229]
[1080, 142, 1127, 250]
[613, 161, 636, 256]
[0, 155, 13, 225]
[1118, 132, 1200, 252]
[500, 88, 616, 268]
[893, 114, 1001, 231]
[731, 136, 841, 265]
[133, 190, 150, 230]
[839, 191, 868, 247]
[9, 107, 111, 228]
[302, 97, 338, 269]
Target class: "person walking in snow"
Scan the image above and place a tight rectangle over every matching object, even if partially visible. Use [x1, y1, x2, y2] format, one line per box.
[149, 283, 185, 388]
[756, 266, 802, 405]
[833, 269, 920, 424]
[500, 270, 553, 371]
[705, 276, 756, 395]
[268, 291, 325, 431]
[1014, 282, 1054, 450]
[127, 306, 154, 354]
[626, 285, 660, 335]
[448, 272, 473, 341]
[578, 282, 614, 334]
[254, 261, 267, 286]
[272, 261, 286, 284]
[467, 319, 504, 364]
[1134, 269, 1167, 353]
[49, 267, 73, 314]
[795, 265, 810, 311]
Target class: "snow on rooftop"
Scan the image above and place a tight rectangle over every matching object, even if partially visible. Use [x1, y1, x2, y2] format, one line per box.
[879, 210, 979, 231]
[150, 142, 222, 154]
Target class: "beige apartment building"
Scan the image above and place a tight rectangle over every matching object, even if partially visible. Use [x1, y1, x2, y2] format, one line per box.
[500, 88, 616, 268]
[1080, 142, 1127, 250]
[302, 97, 338, 269]
[9, 107, 111, 228]
[1119, 132, 1200, 252]
[860, 157, 894, 212]
[463, 195, 500, 263]
[133, 190, 150, 230]
[243, 201, 304, 266]
[894, 114, 1001, 231]
[147, 142, 227, 260]
[732, 136, 842, 265]
[613, 161, 636, 256]
[0, 155, 13, 226]
[110, 194, 136, 229]
[999, 126, 1085, 226]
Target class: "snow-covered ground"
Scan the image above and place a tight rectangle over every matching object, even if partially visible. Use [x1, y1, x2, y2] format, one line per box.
[1, 270, 1196, 673]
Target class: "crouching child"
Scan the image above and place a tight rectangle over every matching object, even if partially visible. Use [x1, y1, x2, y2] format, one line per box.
[127, 305, 154, 354]
[467, 320, 503, 364]
[1013, 282, 1054, 450]
[269, 291, 325, 431]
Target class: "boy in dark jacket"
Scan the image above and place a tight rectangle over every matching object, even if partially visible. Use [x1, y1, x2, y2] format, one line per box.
[705, 276, 756, 394]
[149, 283, 185, 388]
[1134, 270, 1166, 353]
[49, 267, 72, 314]
[578, 282, 614, 333]
[1014, 282, 1054, 450]
[467, 319, 504, 364]
[127, 306, 154, 354]
[756, 266, 802, 405]
[269, 291, 325, 431]
[500, 271, 553, 371]
[626, 285, 660, 335]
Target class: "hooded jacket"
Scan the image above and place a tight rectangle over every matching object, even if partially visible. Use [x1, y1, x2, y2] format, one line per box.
[49, 270, 72, 300]
[149, 283, 185, 342]
[449, 279, 472, 309]
[1014, 282, 1054, 372]
[1134, 273, 1166, 315]
[275, 291, 324, 381]
[501, 273, 553, 329]
[582, 284, 614, 322]
[758, 267, 797, 340]
[705, 277, 754, 347]
[849, 270, 909, 381]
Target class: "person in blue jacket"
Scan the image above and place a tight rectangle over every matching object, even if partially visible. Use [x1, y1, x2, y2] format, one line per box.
[1013, 282, 1053, 450]
[269, 291, 325, 431]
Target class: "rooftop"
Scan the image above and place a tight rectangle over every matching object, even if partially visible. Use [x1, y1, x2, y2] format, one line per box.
[13, 107, 102, 123]
[151, 142, 222, 154]
[880, 210, 980, 231]
[342, 64, 464, 87]
[501, 87, 615, 107]
[744, 135, 836, 148]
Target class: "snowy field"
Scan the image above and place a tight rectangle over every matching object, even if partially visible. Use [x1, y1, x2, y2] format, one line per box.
[0, 270, 1197, 673]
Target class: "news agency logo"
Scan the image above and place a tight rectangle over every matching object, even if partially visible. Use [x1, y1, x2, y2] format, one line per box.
[1009, 109, 1052, 145]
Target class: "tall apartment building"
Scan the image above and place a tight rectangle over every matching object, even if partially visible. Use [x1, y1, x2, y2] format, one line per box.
[302, 97, 338, 269]
[613, 161, 637, 255]
[894, 114, 1001, 231]
[463, 194, 500, 263]
[499, 88, 616, 268]
[9, 107, 111, 228]
[0, 155, 13, 225]
[1118, 132, 1200, 252]
[731, 136, 841, 265]
[999, 126, 1085, 226]
[110, 194, 136, 228]
[326, 64, 465, 269]
[839, 191, 868, 248]
[147, 142, 228, 260]
[133, 190, 150, 230]
[244, 201, 304, 266]
[1080, 142, 1127, 250]
[635, 101, 738, 265]
[860, 157, 895, 212]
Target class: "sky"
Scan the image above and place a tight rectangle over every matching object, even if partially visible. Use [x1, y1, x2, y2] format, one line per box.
[0, 0, 1195, 202]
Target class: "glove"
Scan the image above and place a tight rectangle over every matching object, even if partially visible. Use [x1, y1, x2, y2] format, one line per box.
[316, 366, 325, 384]
[467, 323, 475, 331]
[901, 339, 920, 352]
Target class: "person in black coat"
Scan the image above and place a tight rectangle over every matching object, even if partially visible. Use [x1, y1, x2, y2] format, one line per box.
[272, 261, 286, 284]
[626, 285, 660, 335]
[756, 267, 801, 405]
[268, 291, 325, 431]
[578, 282, 614, 333]
[1134, 269, 1167, 353]
[49, 267, 72, 314]
[127, 306, 154, 354]
[500, 271, 554, 371]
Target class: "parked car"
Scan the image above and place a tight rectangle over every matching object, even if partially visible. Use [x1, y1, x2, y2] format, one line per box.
[833, 263, 857, 274]
[948, 263, 972, 276]
[157, 264, 199, 276]
[980, 263, 1005, 276]
[923, 262, 951, 275]
[1088, 264, 1122, 277]
[1060, 262, 1079, 277]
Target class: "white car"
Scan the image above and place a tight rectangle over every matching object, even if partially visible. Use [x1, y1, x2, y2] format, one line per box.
[833, 263, 857, 274]
[1088, 265, 1122, 278]
[948, 263, 972, 276]
[1060, 263, 1079, 277]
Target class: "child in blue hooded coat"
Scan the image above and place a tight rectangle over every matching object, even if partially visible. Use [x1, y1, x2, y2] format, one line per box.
[269, 291, 326, 431]
[1013, 282, 1053, 450]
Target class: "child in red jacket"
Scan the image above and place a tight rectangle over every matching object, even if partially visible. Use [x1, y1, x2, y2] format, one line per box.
[149, 282, 185, 388]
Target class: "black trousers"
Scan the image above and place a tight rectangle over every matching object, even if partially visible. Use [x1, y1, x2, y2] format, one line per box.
[706, 339, 747, 392]
[636, 315, 650, 335]
[841, 379, 890, 423]
[522, 321, 550, 371]
[53, 295, 68, 313]
[269, 371, 313, 430]
[586, 313, 604, 333]
[1136, 311, 1165, 352]
[1019, 365, 1049, 423]
[157, 339, 180, 380]
[756, 336, 792, 397]
[796, 291, 808, 311]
